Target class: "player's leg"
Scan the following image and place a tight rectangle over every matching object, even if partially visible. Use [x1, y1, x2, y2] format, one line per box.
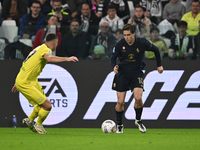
[133, 88, 146, 133]
[115, 91, 126, 133]
[34, 99, 52, 134]
[15, 82, 38, 132]
[22, 104, 41, 133]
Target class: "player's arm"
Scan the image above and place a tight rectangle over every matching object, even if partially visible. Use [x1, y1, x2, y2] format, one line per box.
[145, 39, 164, 74]
[11, 84, 18, 93]
[43, 54, 79, 63]
[110, 44, 120, 74]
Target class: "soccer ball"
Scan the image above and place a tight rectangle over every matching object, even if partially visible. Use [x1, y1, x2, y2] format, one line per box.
[101, 119, 116, 133]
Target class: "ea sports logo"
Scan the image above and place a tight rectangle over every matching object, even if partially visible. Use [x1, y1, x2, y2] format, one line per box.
[19, 64, 78, 125]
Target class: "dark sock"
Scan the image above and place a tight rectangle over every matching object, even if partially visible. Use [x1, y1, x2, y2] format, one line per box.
[115, 110, 124, 125]
[134, 107, 143, 120]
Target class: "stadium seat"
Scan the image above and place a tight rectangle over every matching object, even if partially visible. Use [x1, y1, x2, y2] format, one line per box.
[0, 39, 6, 60]
[19, 39, 33, 47]
[2, 20, 17, 26]
[127, 1, 134, 17]
[0, 26, 18, 43]
[0, 3, 2, 17]
[15, 39, 33, 59]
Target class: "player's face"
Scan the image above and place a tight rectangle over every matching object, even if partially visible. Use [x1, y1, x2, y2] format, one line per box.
[52, 39, 58, 51]
[191, 2, 200, 13]
[123, 30, 135, 45]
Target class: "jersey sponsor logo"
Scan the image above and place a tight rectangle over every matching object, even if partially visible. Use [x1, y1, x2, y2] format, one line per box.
[137, 48, 139, 53]
[84, 70, 200, 120]
[19, 64, 78, 125]
[126, 54, 135, 62]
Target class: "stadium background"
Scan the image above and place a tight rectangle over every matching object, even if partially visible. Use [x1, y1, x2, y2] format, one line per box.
[0, 60, 200, 128]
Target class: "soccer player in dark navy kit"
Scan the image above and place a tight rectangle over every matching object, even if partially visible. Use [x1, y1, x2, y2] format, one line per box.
[111, 24, 164, 133]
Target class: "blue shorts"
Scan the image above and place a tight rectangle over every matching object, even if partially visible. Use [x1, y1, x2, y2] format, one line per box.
[112, 72, 144, 92]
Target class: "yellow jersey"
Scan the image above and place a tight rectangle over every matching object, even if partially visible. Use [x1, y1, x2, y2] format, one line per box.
[145, 38, 168, 59]
[16, 44, 52, 84]
[181, 11, 200, 36]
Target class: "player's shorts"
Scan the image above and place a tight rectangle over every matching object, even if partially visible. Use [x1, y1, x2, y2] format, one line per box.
[112, 72, 144, 92]
[15, 80, 46, 106]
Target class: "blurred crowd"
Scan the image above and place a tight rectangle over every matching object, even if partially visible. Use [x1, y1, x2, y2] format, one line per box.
[0, 0, 199, 60]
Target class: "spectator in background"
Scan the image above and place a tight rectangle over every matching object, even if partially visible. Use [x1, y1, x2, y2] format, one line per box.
[75, 3, 100, 37]
[128, 5, 151, 38]
[103, 0, 130, 24]
[28, 0, 52, 16]
[46, 0, 71, 29]
[87, 21, 116, 60]
[146, 27, 170, 60]
[140, 0, 163, 25]
[64, 0, 85, 18]
[33, 16, 62, 55]
[163, 0, 186, 25]
[99, 4, 124, 34]
[90, 0, 104, 18]
[195, 20, 200, 59]
[115, 29, 123, 41]
[59, 19, 90, 59]
[14, 1, 45, 42]
[168, 21, 195, 60]
[185, 0, 192, 13]
[1, 0, 27, 25]
[181, 0, 200, 36]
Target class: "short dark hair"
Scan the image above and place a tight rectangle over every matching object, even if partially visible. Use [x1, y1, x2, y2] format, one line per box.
[107, 3, 117, 11]
[122, 24, 136, 34]
[150, 27, 160, 33]
[177, 21, 188, 28]
[46, 33, 58, 42]
[70, 18, 80, 25]
[82, 3, 92, 9]
[53, 0, 62, 4]
[115, 29, 123, 34]
[32, 1, 41, 8]
[192, 0, 200, 4]
[134, 4, 145, 11]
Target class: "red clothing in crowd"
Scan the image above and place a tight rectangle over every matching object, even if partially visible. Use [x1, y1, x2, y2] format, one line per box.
[32, 28, 62, 54]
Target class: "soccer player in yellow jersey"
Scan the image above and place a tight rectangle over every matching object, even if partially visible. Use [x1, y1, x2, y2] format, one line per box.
[11, 33, 78, 134]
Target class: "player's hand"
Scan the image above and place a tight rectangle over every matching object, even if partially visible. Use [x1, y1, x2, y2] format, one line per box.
[157, 66, 163, 74]
[11, 84, 19, 93]
[114, 65, 119, 74]
[67, 56, 79, 62]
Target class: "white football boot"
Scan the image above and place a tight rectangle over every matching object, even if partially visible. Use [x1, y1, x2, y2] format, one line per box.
[116, 124, 124, 133]
[22, 118, 37, 133]
[135, 120, 146, 133]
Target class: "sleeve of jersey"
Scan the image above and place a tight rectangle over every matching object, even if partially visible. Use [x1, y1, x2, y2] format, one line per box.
[110, 43, 120, 69]
[145, 39, 162, 67]
[41, 48, 52, 57]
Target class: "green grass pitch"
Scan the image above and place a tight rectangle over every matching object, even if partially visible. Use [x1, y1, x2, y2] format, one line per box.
[0, 128, 199, 150]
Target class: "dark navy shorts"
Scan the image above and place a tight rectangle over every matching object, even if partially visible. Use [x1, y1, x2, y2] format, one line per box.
[112, 72, 144, 92]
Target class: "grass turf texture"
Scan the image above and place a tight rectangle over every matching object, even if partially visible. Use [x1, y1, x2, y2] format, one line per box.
[0, 128, 199, 150]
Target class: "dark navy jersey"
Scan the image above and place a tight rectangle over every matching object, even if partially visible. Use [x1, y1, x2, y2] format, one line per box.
[110, 36, 162, 74]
